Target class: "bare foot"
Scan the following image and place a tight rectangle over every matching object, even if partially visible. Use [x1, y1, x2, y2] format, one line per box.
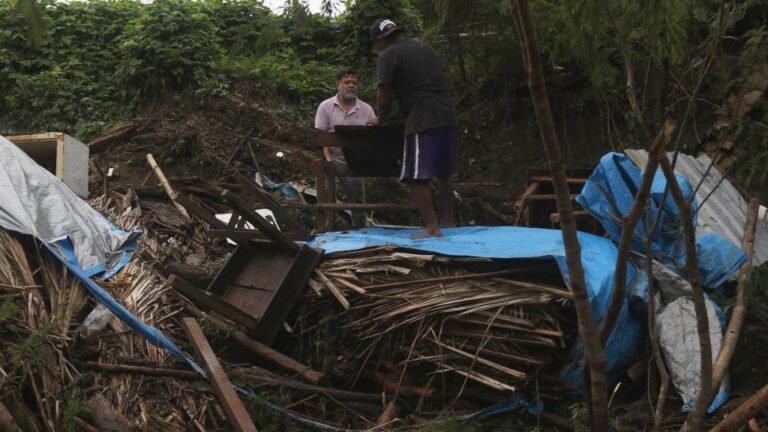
[410, 228, 443, 239]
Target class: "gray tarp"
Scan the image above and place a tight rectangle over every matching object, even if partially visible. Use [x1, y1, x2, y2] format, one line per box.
[653, 261, 729, 412]
[0, 134, 138, 277]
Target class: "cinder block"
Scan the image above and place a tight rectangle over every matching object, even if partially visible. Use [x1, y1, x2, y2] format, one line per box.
[7, 132, 89, 198]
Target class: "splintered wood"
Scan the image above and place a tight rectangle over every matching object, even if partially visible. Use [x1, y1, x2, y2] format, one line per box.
[299, 248, 573, 407]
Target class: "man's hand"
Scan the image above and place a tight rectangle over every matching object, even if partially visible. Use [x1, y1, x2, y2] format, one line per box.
[366, 116, 379, 125]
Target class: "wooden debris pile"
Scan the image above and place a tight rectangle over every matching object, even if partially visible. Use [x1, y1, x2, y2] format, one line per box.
[296, 248, 576, 411]
[0, 195, 224, 431]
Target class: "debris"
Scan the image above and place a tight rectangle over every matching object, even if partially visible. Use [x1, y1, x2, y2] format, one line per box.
[181, 317, 258, 432]
[146, 153, 190, 218]
[231, 331, 325, 385]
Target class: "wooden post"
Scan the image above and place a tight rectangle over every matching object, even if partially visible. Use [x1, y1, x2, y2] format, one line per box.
[146, 153, 190, 218]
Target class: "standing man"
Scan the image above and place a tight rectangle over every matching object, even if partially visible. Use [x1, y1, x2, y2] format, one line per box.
[369, 18, 458, 239]
[315, 67, 377, 227]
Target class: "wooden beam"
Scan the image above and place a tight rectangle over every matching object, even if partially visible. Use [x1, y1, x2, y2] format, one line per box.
[315, 203, 416, 210]
[526, 194, 579, 200]
[221, 189, 299, 253]
[530, 176, 587, 184]
[169, 275, 260, 332]
[231, 332, 324, 385]
[181, 318, 258, 432]
[549, 210, 590, 224]
[234, 172, 310, 241]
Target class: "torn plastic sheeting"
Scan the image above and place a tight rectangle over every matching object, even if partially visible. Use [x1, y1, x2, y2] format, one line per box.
[0, 135, 140, 278]
[308, 225, 645, 389]
[44, 243, 205, 376]
[1, 134, 202, 376]
[657, 296, 728, 413]
[576, 152, 746, 289]
[648, 260, 729, 413]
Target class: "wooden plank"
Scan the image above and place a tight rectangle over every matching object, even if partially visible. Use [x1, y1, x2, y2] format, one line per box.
[315, 159, 327, 231]
[234, 172, 310, 241]
[254, 245, 322, 344]
[175, 193, 227, 229]
[314, 269, 350, 309]
[231, 332, 324, 385]
[181, 318, 258, 432]
[526, 194, 578, 200]
[169, 275, 260, 332]
[315, 203, 415, 210]
[549, 210, 590, 224]
[529, 176, 587, 184]
[221, 190, 299, 253]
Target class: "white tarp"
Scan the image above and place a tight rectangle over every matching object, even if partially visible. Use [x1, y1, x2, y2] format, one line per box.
[0, 134, 138, 277]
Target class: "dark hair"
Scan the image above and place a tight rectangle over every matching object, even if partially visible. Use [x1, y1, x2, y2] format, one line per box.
[336, 67, 359, 81]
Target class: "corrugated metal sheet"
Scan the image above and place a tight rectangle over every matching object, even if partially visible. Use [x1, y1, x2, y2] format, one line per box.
[625, 149, 767, 266]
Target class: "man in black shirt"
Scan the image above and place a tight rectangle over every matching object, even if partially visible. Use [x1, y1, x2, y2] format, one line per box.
[369, 18, 458, 239]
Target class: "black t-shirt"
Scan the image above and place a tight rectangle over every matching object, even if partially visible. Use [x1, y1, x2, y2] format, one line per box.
[377, 38, 458, 135]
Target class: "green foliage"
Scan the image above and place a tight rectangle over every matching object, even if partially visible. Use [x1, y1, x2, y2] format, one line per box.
[116, 0, 224, 96]
[0, 296, 20, 322]
[0, 0, 139, 139]
[242, 387, 293, 430]
[420, 416, 484, 432]
[245, 49, 338, 103]
[9, 320, 54, 364]
[208, 0, 273, 57]
[61, 389, 91, 432]
[568, 402, 590, 432]
[14, 0, 43, 47]
[342, 0, 423, 67]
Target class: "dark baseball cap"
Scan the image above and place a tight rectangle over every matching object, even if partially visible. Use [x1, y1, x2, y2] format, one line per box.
[369, 18, 400, 41]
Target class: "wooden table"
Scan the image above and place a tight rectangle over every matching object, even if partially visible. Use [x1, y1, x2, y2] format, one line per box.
[314, 125, 416, 231]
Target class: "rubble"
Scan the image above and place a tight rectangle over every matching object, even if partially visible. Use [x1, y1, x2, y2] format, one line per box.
[1, 127, 765, 431]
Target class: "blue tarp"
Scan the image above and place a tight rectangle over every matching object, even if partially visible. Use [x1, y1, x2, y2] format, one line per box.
[309, 226, 645, 389]
[0, 134, 204, 376]
[576, 152, 746, 289]
[577, 152, 746, 412]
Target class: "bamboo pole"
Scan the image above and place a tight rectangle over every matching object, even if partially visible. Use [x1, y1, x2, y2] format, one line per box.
[710, 197, 759, 394]
[146, 153, 190, 218]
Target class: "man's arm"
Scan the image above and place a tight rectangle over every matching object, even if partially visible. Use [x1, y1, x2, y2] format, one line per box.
[314, 101, 334, 161]
[376, 83, 394, 125]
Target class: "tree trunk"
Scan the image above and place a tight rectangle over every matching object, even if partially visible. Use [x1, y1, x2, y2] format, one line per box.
[657, 156, 711, 432]
[511, 1, 609, 429]
[710, 197, 759, 395]
[598, 120, 675, 347]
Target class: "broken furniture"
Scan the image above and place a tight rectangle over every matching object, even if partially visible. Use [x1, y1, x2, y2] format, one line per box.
[515, 168, 593, 229]
[181, 318, 259, 432]
[7, 132, 89, 198]
[172, 173, 322, 345]
[314, 125, 416, 231]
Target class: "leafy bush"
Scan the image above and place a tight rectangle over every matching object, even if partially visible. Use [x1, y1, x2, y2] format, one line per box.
[246, 49, 338, 105]
[0, 0, 137, 139]
[116, 0, 224, 96]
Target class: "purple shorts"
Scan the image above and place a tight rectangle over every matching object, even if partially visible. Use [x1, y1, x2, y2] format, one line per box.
[400, 127, 458, 181]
